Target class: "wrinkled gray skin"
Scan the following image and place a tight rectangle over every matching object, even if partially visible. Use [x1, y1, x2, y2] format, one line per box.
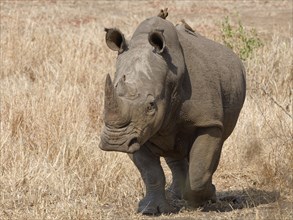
[100, 15, 246, 215]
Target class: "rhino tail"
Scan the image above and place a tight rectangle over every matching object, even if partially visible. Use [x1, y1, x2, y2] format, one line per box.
[157, 8, 168, 19]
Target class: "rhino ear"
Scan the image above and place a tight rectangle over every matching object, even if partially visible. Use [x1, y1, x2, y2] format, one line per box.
[104, 28, 127, 53]
[148, 30, 166, 54]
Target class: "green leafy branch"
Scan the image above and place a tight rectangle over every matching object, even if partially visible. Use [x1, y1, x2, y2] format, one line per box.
[221, 17, 263, 60]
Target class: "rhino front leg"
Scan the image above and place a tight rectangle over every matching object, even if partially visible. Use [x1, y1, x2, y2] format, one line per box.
[165, 157, 188, 200]
[184, 127, 223, 207]
[129, 143, 178, 215]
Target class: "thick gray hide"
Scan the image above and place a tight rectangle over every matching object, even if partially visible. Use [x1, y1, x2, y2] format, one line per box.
[100, 16, 246, 215]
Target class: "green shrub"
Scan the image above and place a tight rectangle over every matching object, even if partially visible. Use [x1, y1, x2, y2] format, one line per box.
[221, 17, 263, 60]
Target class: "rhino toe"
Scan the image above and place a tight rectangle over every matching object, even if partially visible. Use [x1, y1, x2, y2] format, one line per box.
[138, 196, 179, 215]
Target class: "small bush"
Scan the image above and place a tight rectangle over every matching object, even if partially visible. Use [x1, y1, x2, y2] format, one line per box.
[221, 17, 263, 60]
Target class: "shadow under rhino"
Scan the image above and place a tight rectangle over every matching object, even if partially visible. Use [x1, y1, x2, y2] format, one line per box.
[168, 188, 281, 212]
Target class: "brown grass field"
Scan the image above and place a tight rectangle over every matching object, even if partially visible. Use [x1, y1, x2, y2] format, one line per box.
[0, 0, 292, 219]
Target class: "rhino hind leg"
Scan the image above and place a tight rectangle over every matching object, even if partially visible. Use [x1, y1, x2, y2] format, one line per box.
[184, 127, 223, 207]
[130, 143, 179, 215]
[165, 157, 188, 200]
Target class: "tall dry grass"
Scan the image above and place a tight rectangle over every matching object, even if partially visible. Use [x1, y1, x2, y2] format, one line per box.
[0, 1, 292, 219]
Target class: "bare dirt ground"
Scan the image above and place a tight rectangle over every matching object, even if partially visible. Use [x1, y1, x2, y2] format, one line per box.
[0, 0, 292, 219]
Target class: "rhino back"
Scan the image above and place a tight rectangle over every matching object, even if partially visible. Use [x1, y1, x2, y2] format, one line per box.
[177, 27, 246, 134]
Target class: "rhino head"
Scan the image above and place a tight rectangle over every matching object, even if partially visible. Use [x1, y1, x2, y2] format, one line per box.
[99, 18, 185, 153]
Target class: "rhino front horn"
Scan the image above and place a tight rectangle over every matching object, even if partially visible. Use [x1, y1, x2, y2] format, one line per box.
[104, 74, 120, 123]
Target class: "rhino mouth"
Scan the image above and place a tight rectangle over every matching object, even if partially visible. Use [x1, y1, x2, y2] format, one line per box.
[99, 126, 141, 153]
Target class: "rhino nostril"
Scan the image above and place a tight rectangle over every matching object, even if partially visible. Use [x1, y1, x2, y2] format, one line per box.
[129, 137, 138, 147]
[127, 137, 140, 153]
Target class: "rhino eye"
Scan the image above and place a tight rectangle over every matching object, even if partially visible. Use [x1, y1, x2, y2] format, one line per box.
[146, 101, 156, 115]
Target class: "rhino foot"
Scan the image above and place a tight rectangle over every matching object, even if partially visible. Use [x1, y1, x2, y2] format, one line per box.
[166, 187, 182, 200]
[184, 184, 217, 208]
[138, 196, 179, 215]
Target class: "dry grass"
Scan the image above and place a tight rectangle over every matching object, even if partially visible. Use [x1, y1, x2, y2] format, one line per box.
[0, 1, 292, 219]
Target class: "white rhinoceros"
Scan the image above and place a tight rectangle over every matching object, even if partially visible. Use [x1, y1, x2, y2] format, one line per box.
[99, 10, 246, 215]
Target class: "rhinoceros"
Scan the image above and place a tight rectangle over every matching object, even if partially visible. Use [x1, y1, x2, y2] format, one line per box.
[99, 10, 246, 215]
